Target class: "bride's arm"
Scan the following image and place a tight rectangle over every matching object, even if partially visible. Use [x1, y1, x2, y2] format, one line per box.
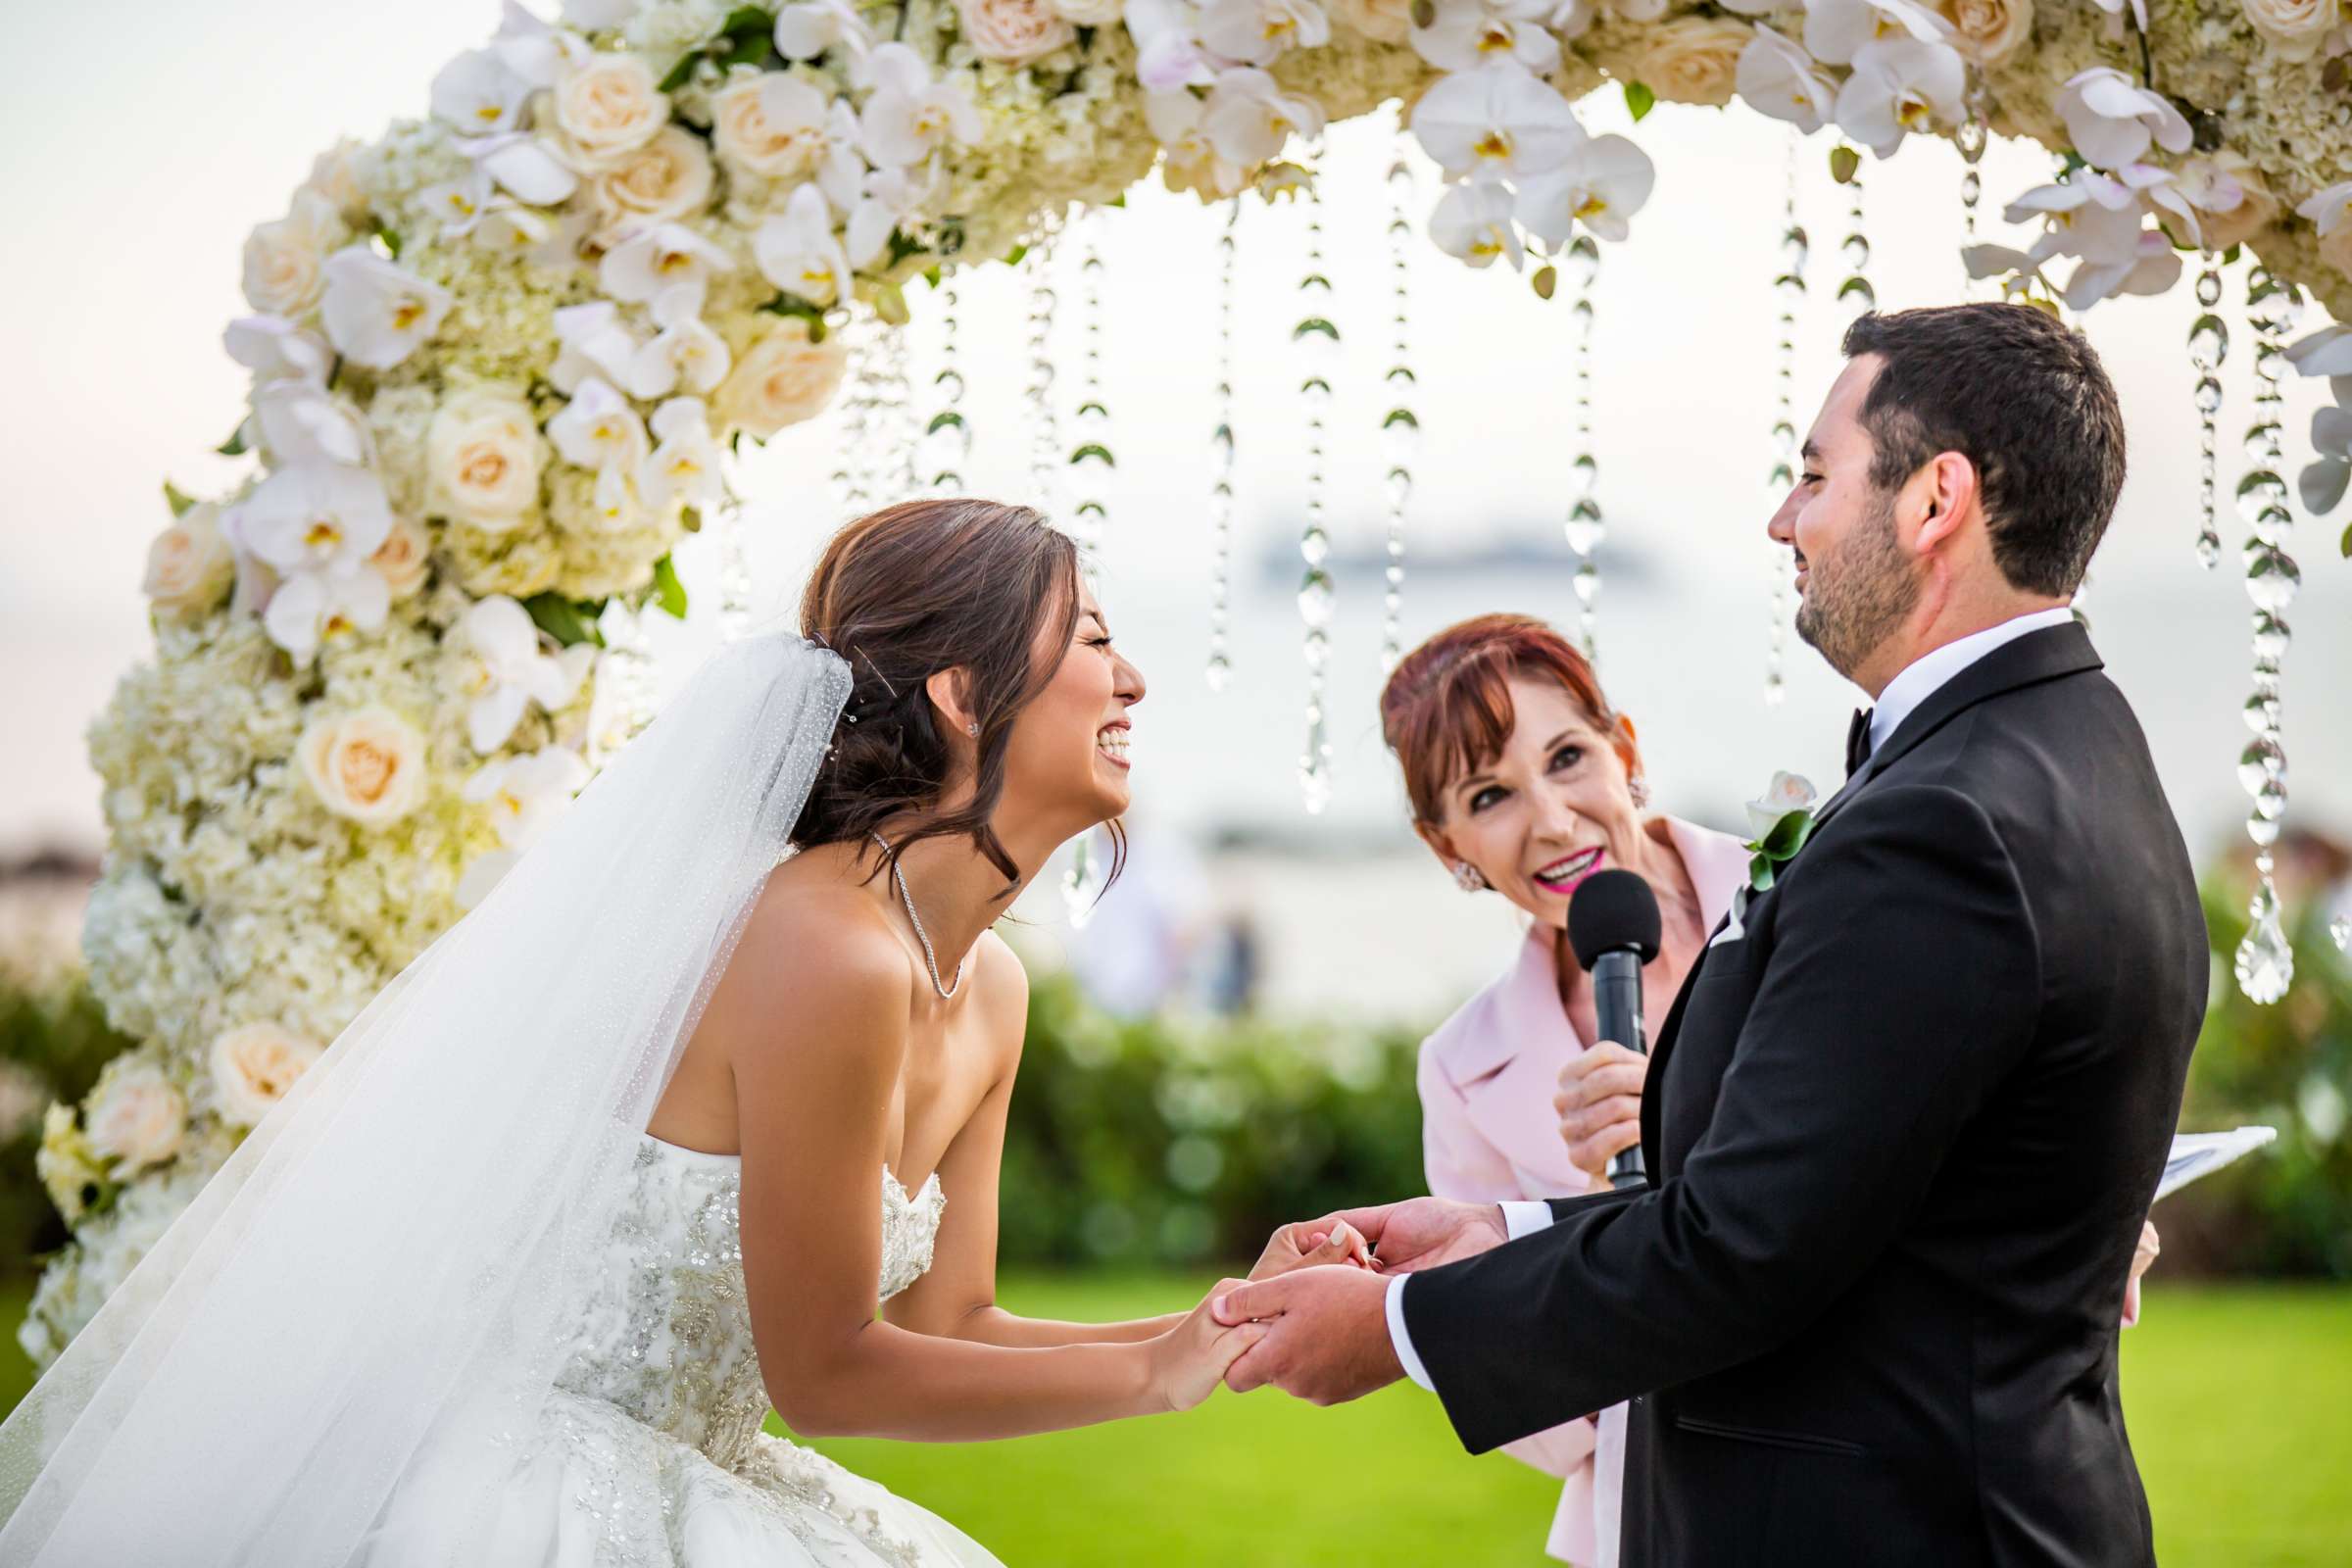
[732, 900, 1252, 1442]
[885, 941, 1187, 1349]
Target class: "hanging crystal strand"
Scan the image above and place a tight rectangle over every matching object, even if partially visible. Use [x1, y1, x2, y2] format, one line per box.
[831, 317, 873, 520]
[590, 601, 657, 763]
[1380, 146, 1417, 674]
[924, 273, 970, 493]
[1837, 154, 1876, 320]
[1023, 224, 1064, 519]
[1207, 199, 1240, 693]
[1957, 82, 1986, 297]
[712, 454, 755, 641]
[2233, 266, 2302, 1004]
[1063, 214, 1118, 925]
[852, 316, 891, 509]
[1565, 232, 1603, 659]
[1295, 156, 1339, 813]
[1767, 138, 1805, 707]
[883, 324, 917, 499]
[2189, 261, 2228, 568]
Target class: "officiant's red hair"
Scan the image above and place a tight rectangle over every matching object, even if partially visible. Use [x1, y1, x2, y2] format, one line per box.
[1380, 614, 1641, 825]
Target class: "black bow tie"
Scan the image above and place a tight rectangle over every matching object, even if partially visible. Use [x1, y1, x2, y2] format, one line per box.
[1845, 708, 1876, 779]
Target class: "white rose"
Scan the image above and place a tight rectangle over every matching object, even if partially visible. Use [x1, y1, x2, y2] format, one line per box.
[298, 706, 430, 826]
[370, 514, 433, 600]
[304, 137, 370, 220]
[241, 191, 340, 317]
[954, 0, 1078, 65]
[710, 74, 830, 181]
[142, 503, 236, 619]
[1325, 0, 1412, 41]
[211, 1022, 325, 1127]
[1633, 17, 1753, 106]
[427, 390, 544, 529]
[1940, 0, 2032, 68]
[1744, 769, 1818, 841]
[587, 124, 714, 243]
[2240, 0, 2337, 58]
[85, 1065, 186, 1173]
[552, 52, 669, 172]
[713, 319, 849, 439]
[1048, 0, 1127, 23]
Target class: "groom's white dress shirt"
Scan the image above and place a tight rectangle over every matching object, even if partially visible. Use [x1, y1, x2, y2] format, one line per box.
[1384, 603, 2079, 1393]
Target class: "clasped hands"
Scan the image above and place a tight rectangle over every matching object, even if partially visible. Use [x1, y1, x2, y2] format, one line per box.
[1200, 1197, 1511, 1406]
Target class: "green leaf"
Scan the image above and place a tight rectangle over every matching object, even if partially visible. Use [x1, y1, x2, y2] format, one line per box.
[216, 425, 248, 457]
[658, 49, 704, 92]
[522, 592, 606, 649]
[1759, 808, 1815, 859]
[680, 505, 703, 534]
[922, 265, 944, 288]
[1750, 858, 1777, 894]
[1003, 243, 1029, 268]
[884, 227, 928, 270]
[2223, 242, 2242, 266]
[2341, 517, 2351, 558]
[1624, 80, 1655, 122]
[163, 481, 197, 518]
[1828, 145, 1860, 185]
[372, 220, 402, 260]
[651, 554, 689, 619]
[719, 5, 776, 35]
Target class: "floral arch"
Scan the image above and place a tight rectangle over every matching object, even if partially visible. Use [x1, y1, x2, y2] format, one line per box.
[30, 0, 2352, 1358]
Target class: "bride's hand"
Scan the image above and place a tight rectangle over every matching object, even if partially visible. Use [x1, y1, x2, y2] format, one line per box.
[1248, 1217, 1374, 1282]
[1149, 1280, 1264, 1413]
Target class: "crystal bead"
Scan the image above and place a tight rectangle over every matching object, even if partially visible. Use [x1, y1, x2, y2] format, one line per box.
[1956, 118, 1987, 161]
[2236, 469, 2287, 523]
[2234, 883, 2294, 1003]
[2188, 314, 2229, 368]
[1298, 750, 1333, 814]
[1781, 225, 1809, 272]
[1566, 234, 1600, 289]
[1572, 560, 1600, 606]
[1571, 452, 1599, 495]
[1775, 272, 1807, 307]
[1204, 651, 1230, 692]
[1564, 500, 1605, 556]
[1386, 365, 1418, 386]
[1961, 171, 1982, 205]
[1837, 275, 1877, 318]
[2242, 690, 2279, 733]
[2238, 734, 2288, 797]
[1299, 525, 1329, 567]
[1840, 233, 1871, 270]
[2195, 529, 2222, 569]
[2242, 544, 2301, 612]
[1210, 422, 1234, 462]
[1297, 569, 1335, 629]
[2194, 375, 2224, 414]
[2196, 270, 2224, 308]
[1382, 408, 1421, 463]
[1301, 626, 1329, 670]
[1386, 466, 1413, 507]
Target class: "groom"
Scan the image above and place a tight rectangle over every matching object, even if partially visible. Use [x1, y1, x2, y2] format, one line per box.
[1212, 303, 2208, 1565]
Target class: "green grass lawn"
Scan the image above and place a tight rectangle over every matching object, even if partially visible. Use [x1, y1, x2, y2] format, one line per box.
[0, 1273, 2342, 1565]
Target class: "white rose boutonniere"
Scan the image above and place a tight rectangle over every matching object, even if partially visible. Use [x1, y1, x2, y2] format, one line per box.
[1718, 769, 1818, 945]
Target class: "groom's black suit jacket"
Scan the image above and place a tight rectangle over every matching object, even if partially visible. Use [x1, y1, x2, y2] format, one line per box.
[1403, 623, 2207, 1567]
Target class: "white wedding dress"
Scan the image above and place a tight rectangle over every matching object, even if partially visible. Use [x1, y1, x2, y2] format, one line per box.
[370, 1135, 1002, 1568]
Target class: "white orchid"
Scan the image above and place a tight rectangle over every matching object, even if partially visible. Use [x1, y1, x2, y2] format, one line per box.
[460, 596, 595, 754]
[547, 377, 652, 474]
[641, 397, 729, 513]
[252, 380, 370, 468]
[451, 130, 581, 207]
[230, 464, 394, 579]
[2172, 159, 2247, 222]
[2299, 402, 2352, 514]
[1145, 90, 1248, 197]
[458, 747, 595, 906]
[1128, 0, 1217, 86]
[418, 166, 506, 242]
[775, 0, 875, 61]
[261, 563, 392, 665]
[2284, 324, 2352, 378]
[1802, 0, 1952, 67]
[2055, 69, 2191, 170]
[1737, 24, 1835, 133]
[1200, 67, 1329, 165]
[491, 0, 570, 88]
[846, 163, 942, 268]
[600, 222, 736, 312]
[755, 183, 854, 306]
[318, 246, 454, 370]
[564, 0, 642, 26]
[2295, 179, 2352, 238]
[429, 47, 530, 134]
[1516, 133, 1654, 242]
[223, 316, 332, 385]
[1410, 0, 1561, 73]
[552, 302, 646, 394]
[2062, 222, 2179, 309]
[1198, 0, 1332, 65]
[1409, 62, 1585, 185]
[628, 287, 732, 399]
[1429, 182, 1524, 269]
[858, 43, 980, 168]
[1833, 36, 1965, 157]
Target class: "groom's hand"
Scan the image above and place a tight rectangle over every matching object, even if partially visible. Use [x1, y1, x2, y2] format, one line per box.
[1210, 1265, 1400, 1404]
[1339, 1196, 1509, 1274]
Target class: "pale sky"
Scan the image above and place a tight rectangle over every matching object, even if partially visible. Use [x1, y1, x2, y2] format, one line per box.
[5, 0, 2347, 871]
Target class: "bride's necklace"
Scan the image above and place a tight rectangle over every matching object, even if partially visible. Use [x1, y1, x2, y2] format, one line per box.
[870, 832, 966, 1001]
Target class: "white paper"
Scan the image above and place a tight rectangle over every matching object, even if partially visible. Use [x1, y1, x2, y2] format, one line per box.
[2155, 1126, 2278, 1202]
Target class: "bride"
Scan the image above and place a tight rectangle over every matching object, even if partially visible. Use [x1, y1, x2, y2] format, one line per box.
[0, 498, 1348, 1566]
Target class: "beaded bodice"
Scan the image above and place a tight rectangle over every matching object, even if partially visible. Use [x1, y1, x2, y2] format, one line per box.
[552, 1135, 947, 1473]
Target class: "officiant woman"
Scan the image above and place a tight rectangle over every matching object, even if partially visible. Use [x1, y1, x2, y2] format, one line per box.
[1376, 613, 2162, 1568]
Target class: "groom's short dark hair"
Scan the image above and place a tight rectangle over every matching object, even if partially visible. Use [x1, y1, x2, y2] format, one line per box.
[1841, 304, 2125, 597]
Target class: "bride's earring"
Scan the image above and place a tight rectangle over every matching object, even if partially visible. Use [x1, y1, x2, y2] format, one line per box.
[965, 721, 978, 737]
[1452, 860, 1488, 893]
[1629, 773, 1652, 809]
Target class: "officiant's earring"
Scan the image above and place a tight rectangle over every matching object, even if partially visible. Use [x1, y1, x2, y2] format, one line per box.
[1629, 774, 1652, 809]
[1452, 860, 1488, 893]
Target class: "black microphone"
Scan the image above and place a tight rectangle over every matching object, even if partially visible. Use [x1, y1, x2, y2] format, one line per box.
[1567, 868, 1662, 1194]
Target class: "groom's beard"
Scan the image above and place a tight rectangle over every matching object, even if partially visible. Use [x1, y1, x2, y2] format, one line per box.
[1794, 490, 1919, 682]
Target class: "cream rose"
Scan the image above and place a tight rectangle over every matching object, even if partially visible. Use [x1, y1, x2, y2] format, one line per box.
[241, 191, 339, 317]
[142, 503, 236, 619]
[1941, 0, 2031, 67]
[1634, 17, 1752, 106]
[298, 706, 430, 825]
[588, 124, 714, 243]
[1325, 0, 1412, 40]
[552, 52, 669, 172]
[85, 1064, 187, 1173]
[714, 319, 850, 439]
[304, 137, 369, 220]
[371, 514, 433, 600]
[427, 390, 544, 529]
[955, 0, 1078, 66]
[2240, 0, 2338, 59]
[710, 75, 828, 180]
[211, 1022, 325, 1127]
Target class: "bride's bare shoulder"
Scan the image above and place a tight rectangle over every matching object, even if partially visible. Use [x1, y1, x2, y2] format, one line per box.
[738, 843, 914, 1001]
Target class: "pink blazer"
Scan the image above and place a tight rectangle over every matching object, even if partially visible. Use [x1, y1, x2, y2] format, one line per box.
[1415, 816, 1750, 1568]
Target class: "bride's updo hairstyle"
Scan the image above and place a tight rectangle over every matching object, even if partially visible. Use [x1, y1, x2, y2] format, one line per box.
[793, 499, 1082, 882]
[1379, 612, 1638, 826]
